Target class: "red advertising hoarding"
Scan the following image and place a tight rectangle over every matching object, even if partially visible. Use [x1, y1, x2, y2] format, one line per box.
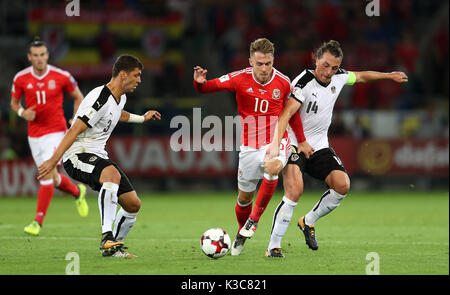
[0, 137, 448, 196]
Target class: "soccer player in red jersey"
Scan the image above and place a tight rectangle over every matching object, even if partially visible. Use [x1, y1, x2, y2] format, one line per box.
[10, 37, 89, 236]
[193, 38, 313, 256]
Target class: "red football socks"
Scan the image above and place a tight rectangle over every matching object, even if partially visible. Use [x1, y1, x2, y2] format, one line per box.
[249, 178, 278, 222]
[235, 200, 252, 232]
[57, 173, 80, 197]
[35, 182, 54, 226]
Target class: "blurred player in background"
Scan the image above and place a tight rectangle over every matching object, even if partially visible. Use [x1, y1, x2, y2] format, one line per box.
[193, 38, 313, 257]
[10, 37, 88, 236]
[265, 40, 408, 257]
[38, 54, 161, 258]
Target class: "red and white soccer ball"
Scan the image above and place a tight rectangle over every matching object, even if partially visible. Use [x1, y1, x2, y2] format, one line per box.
[200, 228, 231, 259]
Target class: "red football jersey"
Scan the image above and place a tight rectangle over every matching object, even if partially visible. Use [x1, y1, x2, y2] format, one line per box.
[194, 67, 304, 148]
[11, 65, 78, 137]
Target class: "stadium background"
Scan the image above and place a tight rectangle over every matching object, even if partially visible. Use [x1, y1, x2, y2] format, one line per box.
[0, 0, 448, 196]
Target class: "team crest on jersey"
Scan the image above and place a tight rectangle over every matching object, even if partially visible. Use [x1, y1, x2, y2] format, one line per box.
[89, 156, 97, 162]
[48, 80, 56, 90]
[290, 153, 299, 162]
[331, 86, 336, 94]
[272, 89, 281, 99]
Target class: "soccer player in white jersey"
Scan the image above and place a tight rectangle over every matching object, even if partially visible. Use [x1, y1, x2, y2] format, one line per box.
[38, 55, 161, 258]
[264, 40, 408, 257]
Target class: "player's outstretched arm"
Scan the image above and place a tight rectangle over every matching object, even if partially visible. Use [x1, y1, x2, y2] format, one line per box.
[120, 110, 161, 123]
[38, 119, 88, 180]
[354, 71, 408, 84]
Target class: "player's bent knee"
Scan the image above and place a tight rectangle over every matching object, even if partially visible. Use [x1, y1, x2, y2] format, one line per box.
[119, 191, 141, 213]
[334, 180, 350, 195]
[100, 165, 121, 184]
[127, 199, 141, 213]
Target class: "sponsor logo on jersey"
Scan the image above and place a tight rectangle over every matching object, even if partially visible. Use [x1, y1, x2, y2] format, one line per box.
[48, 80, 56, 90]
[259, 89, 267, 95]
[331, 86, 336, 94]
[27, 83, 33, 89]
[37, 82, 45, 88]
[246, 87, 254, 93]
[272, 89, 281, 99]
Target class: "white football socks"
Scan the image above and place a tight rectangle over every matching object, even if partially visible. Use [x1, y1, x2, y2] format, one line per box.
[98, 182, 119, 234]
[267, 196, 297, 250]
[304, 189, 346, 226]
[113, 208, 138, 241]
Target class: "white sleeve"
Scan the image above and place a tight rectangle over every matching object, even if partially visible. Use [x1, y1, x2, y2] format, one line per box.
[291, 70, 308, 104]
[77, 91, 108, 128]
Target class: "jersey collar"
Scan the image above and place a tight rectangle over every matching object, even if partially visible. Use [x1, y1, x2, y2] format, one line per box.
[252, 67, 276, 86]
[31, 65, 50, 80]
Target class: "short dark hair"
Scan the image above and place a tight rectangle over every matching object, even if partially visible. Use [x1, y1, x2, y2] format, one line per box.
[112, 54, 143, 77]
[315, 40, 343, 60]
[28, 36, 48, 53]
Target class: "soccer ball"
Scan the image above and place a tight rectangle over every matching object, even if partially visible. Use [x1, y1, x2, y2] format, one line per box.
[200, 228, 231, 259]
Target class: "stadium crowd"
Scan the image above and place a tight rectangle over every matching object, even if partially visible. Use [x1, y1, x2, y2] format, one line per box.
[0, 0, 448, 160]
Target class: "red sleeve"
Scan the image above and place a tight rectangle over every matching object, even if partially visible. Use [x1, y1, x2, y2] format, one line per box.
[63, 73, 78, 93]
[11, 78, 23, 99]
[193, 74, 235, 93]
[288, 111, 306, 143]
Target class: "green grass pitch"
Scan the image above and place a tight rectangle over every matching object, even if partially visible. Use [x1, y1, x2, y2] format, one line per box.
[0, 190, 448, 275]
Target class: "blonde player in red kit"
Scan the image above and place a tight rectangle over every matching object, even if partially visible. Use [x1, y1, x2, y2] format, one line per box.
[194, 38, 313, 256]
[10, 38, 88, 236]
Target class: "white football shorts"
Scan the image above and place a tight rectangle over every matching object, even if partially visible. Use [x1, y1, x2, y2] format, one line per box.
[28, 131, 65, 167]
[237, 137, 291, 192]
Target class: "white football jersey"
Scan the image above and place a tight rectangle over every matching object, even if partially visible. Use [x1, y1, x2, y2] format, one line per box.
[63, 85, 126, 161]
[288, 69, 354, 151]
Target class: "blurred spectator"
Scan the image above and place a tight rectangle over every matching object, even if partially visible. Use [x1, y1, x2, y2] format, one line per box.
[352, 114, 372, 138]
[0, 0, 448, 145]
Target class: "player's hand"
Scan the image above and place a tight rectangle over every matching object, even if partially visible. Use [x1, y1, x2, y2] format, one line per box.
[297, 141, 314, 159]
[143, 110, 161, 121]
[37, 158, 57, 180]
[390, 71, 408, 83]
[264, 142, 280, 162]
[22, 106, 36, 121]
[193, 66, 208, 84]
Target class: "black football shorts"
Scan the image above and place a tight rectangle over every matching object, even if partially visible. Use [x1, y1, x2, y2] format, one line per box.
[287, 147, 347, 181]
[63, 153, 134, 196]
